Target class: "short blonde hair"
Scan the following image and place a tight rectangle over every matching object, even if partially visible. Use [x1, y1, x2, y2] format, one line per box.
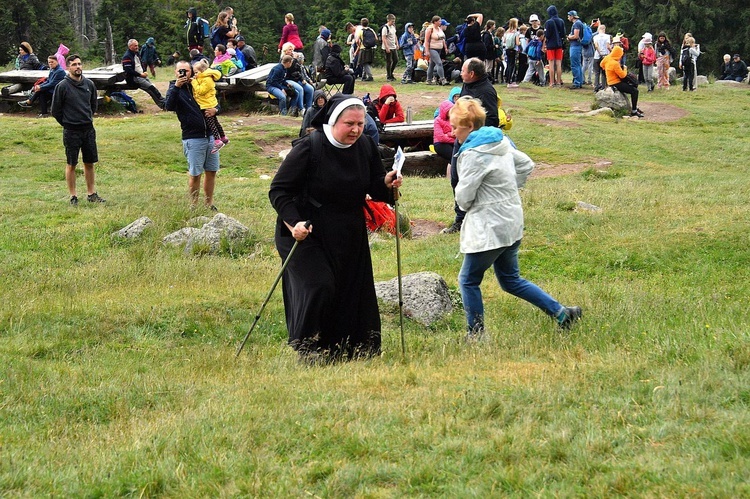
[285, 13, 294, 23]
[193, 59, 209, 72]
[281, 42, 295, 54]
[451, 96, 486, 131]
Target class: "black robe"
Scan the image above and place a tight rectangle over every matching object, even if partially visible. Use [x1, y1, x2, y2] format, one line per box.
[269, 131, 395, 358]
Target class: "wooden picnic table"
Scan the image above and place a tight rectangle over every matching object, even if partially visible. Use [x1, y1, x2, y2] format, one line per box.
[0, 65, 127, 90]
[378, 120, 446, 177]
[215, 63, 275, 92]
[379, 119, 434, 143]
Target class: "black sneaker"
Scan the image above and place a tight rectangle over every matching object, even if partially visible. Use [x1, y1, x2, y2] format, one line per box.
[557, 306, 582, 329]
[208, 204, 218, 212]
[70, 195, 78, 206]
[87, 192, 106, 203]
[440, 222, 461, 234]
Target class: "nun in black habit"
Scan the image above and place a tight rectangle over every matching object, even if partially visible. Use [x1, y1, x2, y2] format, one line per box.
[269, 94, 403, 361]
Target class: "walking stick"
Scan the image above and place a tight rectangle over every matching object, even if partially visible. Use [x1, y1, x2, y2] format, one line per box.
[393, 186, 406, 359]
[235, 220, 311, 358]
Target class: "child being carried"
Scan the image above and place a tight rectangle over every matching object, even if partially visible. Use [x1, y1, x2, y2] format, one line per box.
[191, 59, 229, 153]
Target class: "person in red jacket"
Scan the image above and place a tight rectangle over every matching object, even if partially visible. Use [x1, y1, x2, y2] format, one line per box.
[374, 84, 404, 123]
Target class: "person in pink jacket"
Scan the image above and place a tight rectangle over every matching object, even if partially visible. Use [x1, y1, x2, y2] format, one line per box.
[55, 44, 69, 70]
[374, 84, 404, 124]
[278, 13, 304, 53]
[433, 99, 455, 162]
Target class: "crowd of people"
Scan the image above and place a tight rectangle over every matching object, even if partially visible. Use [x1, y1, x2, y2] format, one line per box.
[7, 6, 750, 363]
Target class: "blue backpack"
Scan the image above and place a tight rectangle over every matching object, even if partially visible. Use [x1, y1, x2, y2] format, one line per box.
[210, 27, 223, 48]
[197, 18, 210, 39]
[526, 39, 542, 60]
[581, 24, 593, 46]
[109, 92, 138, 113]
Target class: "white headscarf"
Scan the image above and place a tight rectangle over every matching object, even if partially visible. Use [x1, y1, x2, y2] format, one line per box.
[322, 97, 366, 149]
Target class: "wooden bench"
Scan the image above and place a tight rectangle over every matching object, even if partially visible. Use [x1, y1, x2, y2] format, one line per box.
[215, 63, 275, 93]
[379, 119, 434, 144]
[382, 150, 446, 177]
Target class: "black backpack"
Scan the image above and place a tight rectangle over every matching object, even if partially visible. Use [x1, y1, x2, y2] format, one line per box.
[362, 28, 378, 49]
[680, 47, 691, 66]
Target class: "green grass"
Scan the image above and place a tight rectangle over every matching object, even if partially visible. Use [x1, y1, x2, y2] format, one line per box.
[1, 72, 749, 496]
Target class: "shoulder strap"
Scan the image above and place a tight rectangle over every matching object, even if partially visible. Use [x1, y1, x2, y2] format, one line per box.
[303, 130, 324, 208]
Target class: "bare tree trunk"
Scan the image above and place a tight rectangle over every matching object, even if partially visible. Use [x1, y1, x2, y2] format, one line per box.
[105, 18, 115, 65]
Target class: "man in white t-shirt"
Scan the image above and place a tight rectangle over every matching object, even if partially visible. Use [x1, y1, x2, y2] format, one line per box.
[381, 14, 400, 81]
[592, 24, 611, 90]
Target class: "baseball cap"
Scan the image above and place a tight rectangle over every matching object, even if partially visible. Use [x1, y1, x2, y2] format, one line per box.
[568, 10, 579, 18]
[441, 19, 450, 26]
[234, 35, 245, 41]
[529, 14, 540, 22]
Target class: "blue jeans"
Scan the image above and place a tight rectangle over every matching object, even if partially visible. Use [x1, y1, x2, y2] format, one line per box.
[267, 86, 288, 115]
[569, 44, 583, 86]
[286, 80, 305, 110]
[182, 137, 220, 176]
[458, 240, 564, 331]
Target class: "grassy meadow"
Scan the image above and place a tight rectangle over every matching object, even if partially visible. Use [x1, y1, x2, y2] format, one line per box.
[1, 74, 749, 496]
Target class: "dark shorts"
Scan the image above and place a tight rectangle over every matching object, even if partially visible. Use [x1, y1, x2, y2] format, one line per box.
[63, 127, 98, 166]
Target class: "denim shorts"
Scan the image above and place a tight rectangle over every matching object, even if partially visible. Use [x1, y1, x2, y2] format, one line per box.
[63, 127, 98, 166]
[183, 137, 220, 176]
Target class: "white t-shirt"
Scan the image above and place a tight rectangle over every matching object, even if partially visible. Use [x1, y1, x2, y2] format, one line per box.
[381, 23, 398, 50]
[592, 33, 611, 59]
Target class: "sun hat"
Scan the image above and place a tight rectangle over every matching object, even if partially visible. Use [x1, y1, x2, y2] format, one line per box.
[529, 14, 540, 22]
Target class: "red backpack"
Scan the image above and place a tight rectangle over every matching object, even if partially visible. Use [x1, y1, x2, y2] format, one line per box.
[364, 198, 397, 235]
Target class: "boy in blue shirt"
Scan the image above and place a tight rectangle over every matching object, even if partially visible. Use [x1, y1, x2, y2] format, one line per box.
[399, 23, 419, 84]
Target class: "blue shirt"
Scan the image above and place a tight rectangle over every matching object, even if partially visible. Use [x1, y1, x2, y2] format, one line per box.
[569, 20, 585, 46]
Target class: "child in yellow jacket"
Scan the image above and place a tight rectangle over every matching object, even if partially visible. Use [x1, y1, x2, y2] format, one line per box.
[191, 59, 229, 153]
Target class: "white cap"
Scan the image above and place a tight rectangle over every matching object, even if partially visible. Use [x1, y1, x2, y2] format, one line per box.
[529, 14, 540, 22]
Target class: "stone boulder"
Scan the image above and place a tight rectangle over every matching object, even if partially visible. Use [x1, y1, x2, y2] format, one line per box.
[375, 271, 453, 326]
[162, 227, 200, 246]
[113, 216, 152, 238]
[594, 87, 629, 112]
[163, 213, 251, 255]
[586, 107, 615, 117]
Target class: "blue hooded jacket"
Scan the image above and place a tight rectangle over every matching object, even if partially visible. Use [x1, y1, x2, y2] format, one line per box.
[544, 6, 566, 50]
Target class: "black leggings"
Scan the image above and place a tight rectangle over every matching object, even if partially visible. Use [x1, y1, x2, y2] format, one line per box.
[613, 81, 639, 111]
[204, 114, 225, 141]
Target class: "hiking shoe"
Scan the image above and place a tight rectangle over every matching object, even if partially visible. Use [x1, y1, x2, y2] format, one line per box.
[440, 222, 461, 234]
[211, 140, 225, 154]
[557, 306, 582, 329]
[208, 204, 218, 212]
[87, 192, 106, 203]
[18, 100, 32, 108]
[70, 195, 78, 206]
[631, 109, 644, 118]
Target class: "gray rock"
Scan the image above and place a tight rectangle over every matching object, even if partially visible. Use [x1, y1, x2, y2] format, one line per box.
[184, 213, 250, 254]
[594, 87, 630, 112]
[586, 107, 615, 117]
[375, 271, 453, 326]
[575, 201, 603, 213]
[113, 216, 153, 238]
[696, 75, 708, 86]
[163, 227, 201, 246]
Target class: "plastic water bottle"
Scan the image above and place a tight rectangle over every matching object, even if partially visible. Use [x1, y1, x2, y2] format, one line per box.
[406, 106, 413, 124]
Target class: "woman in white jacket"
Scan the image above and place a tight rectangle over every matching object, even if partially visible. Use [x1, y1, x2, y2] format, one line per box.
[450, 97, 582, 338]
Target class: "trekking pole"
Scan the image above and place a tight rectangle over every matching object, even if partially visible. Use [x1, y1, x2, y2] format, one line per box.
[392, 186, 406, 359]
[235, 220, 311, 358]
